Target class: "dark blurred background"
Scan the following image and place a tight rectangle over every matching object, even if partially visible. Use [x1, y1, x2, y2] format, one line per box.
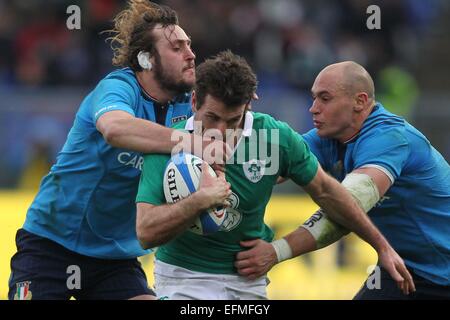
[1, 0, 449, 189]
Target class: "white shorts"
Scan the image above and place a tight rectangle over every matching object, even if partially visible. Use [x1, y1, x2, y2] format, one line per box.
[154, 259, 269, 300]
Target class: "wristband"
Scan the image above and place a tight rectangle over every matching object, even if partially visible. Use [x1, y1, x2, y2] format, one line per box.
[271, 238, 293, 262]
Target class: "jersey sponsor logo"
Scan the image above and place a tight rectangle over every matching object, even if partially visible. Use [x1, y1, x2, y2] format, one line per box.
[171, 115, 188, 124]
[220, 192, 242, 232]
[226, 192, 239, 209]
[220, 208, 242, 232]
[117, 152, 144, 171]
[243, 159, 266, 183]
[14, 281, 32, 300]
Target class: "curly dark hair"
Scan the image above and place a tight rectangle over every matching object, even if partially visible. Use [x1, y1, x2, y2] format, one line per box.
[106, 0, 178, 72]
[195, 50, 257, 109]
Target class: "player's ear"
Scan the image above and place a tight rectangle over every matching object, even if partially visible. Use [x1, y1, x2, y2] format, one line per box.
[354, 92, 367, 112]
[137, 51, 153, 70]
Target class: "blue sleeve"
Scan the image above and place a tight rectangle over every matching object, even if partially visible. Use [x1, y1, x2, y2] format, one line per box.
[90, 78, 138, 123]
[353, 128, 410, 180]
[302, 129, 326, 167]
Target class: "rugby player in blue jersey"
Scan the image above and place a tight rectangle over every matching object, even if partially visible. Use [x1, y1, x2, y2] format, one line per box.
[8, 1, 229, 300]
[235, 61, 449, 299]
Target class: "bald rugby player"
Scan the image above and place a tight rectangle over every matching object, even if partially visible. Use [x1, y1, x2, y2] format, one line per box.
[236, 61, 449, 300]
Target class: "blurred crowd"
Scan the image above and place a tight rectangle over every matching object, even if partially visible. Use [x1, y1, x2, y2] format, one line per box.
[0, 0, 442, 89]
[0, 0, 446, 188]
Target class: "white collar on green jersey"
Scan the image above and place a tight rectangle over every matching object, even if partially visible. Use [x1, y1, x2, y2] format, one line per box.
[185, 111, 254, 137]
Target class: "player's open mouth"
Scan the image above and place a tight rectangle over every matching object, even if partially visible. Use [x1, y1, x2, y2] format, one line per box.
[313, 120, 323, 128]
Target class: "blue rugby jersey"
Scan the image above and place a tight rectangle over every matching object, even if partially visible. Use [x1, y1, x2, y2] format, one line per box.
[303, 103, 450, 285]
[24, 68, 193, 259]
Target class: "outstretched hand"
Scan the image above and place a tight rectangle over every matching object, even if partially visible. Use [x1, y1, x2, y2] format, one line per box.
[378, 246, 416, 295]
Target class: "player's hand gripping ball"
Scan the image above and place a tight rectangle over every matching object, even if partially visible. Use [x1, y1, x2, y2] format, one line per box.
[163, 152, 227, 235]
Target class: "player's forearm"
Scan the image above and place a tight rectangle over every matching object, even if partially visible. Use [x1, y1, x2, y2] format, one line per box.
[274, 223, 342, 262]
[265, 228, 318, 268]
[137, 192, 210, 249]
[103, 117, 190, 153]
[301, 209, 350, 249]
[301, 171, 383, 250]
[310, 176, 389, 253]
[274, 212, 351, 263]
[284, 227, 318, 256]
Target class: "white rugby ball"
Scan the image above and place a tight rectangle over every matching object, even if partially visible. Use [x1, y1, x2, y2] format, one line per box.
[163, 152, 227, 235]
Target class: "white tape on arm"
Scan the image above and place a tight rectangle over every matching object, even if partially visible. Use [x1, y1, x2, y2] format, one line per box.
[302, 173, 380, 249]
[302, 209, 349, 249]
[341, 172, 380, 212]
[271, 238, 293, 262]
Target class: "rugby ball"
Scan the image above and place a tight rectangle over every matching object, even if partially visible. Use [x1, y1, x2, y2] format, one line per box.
[163, 152, 227, 235]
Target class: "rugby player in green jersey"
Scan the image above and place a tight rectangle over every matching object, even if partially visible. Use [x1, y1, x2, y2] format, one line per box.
[135, 51, 414, 299]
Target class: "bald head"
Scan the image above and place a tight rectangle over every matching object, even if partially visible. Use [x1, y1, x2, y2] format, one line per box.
[318, 61, 375, 101]
[310, 62, 376, 141]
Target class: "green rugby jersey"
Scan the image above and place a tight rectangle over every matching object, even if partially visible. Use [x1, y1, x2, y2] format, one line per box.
[136, 112, 318, 274]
